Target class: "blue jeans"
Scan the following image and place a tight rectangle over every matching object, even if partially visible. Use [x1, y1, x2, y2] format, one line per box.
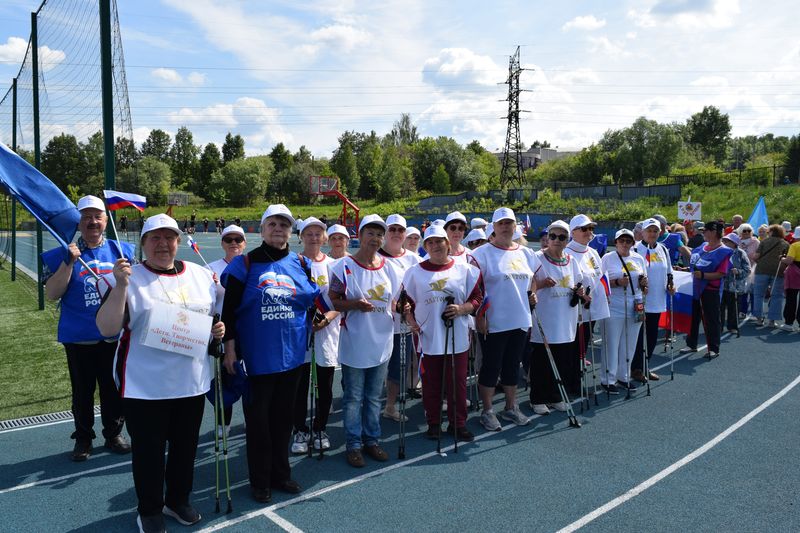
[751, 274, 785, 320]
[341, 362, 389, 451]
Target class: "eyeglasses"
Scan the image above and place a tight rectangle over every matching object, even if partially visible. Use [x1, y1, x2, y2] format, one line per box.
[387, 226, 406, 233]
[223, 236, 244, 244]
[578, 226, 594, 232]
[548, 233, 567, 241]
[447, 224, 467, 232]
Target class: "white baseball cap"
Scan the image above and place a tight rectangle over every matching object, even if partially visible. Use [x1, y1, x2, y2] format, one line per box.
[423, 225, 448, 242]
[77, 195, 105, 212]
[221, 225, 245, 239]
[464, 228, 486, 243]
[615, 228, 635, 241]
[260, 204, 295, 225]
[141, 214, 180, 237]
[470, 217, 488, 229]
[492, 207, 515, 223]
[782, 221, 792, 231]
[300, 216, 326, 233]
[385, 214, 407, 229]
[444, 211, 467, 227]
[546, 220, 570, 234]
[406, 226, 421, 238]
[641, 218, 660, 231]
[359, 214, 387, 233]
[432, 219, 445, 227]
[327, 224, 350, 238]
[569, 214, 596, 232]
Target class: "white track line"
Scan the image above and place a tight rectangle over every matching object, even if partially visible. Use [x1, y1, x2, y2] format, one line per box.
[263, 510, 304, 533]
[556, 372, 800, 533]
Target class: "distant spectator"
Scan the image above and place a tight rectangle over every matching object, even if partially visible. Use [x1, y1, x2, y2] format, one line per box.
[752, 224, 789, 327]
[687, 221, 705, 249]
[724, 214, 743, 236]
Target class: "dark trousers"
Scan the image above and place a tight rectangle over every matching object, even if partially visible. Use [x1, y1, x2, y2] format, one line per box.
[530, 342, 572, 405]
[720, 290, 740, 331]
[477, 329, 527, 387]
[784, 288, 800, 326]
[687, 290, 722, 353]
[633, 312, 661, 372]
[123, 394, 205, 517]
[293, 363, 336, 432]
[569, 322, 593, 394]
[245, 367, 302, 490]
[64, 342, 124, 442]
[421, 351, 468, 427]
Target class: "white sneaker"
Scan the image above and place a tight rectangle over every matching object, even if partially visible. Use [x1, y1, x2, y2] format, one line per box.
[480, 409, 501, 431]
[499, 405, 530, 426]
[291, 431, 309, 454]
[531, 403, 550, 415]
[547, 401, 568, 412]
[779, 323, 794, 331]
[312, 431, 331, 450]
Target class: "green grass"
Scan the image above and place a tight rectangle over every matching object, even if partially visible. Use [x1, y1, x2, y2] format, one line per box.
[0, 264, 71, 421]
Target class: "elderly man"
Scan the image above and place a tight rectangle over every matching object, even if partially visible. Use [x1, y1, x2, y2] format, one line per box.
[41, 195, 135, 461]
[724, 214, 743, 236]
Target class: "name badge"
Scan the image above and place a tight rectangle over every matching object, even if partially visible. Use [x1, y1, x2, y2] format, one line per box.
[141, 303, 213, 359]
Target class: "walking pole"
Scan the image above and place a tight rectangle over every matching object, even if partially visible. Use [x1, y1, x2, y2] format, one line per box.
[623, 277, 632, 401]
[216, 357, 233, 513]
[437, 295, 455, 456]
[209, 315, 232, 514]
[212, 352, 221, 513]
[584, 287, 599, 406]
[641, 292, 651, 397]
[398, 290, 408, 460]
[308, 328, 323, 460]
[468, 332, 480, 412]
[531, 304, 581, 428]
[449, 319, 458, 453]
[602, 319, 610, 401]
[733, 287, 740, 337]
[667, 273, 675, 380]
[577, 298, 588, 412]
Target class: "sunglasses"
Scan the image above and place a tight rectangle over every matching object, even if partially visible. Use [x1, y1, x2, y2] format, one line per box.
[617, 238, 634, 244]
[741, 229, 752, 233]
[387, 226, 406, 233]
[548, 233, 567, 241]
[223, 236, 244, 244]
[578, 226, 594, 232]
[447, 224, 467, 232]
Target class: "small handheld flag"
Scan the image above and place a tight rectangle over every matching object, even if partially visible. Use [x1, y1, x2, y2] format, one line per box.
[103, 190, 147, 212]
[186, 235, 213, 271]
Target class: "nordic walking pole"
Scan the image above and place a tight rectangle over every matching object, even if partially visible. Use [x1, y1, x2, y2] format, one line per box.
[641, 291, 651, 397]
[667, 273, 675, 380]
[212, 352, 221, 513]
[308, 328, 322, 459]
[470, 331, 480, 412]
[733, 287, 740, 337]
[584, 286, 599, 406]
[398, 290, 408, 459]
[438, 295, 455, 456]
[602, 320, 611, 401]
[209, 314, 232, 513]
[623, 277, 632, 401]
[577, 295, 588, 412]
[450, 320, 458, 453]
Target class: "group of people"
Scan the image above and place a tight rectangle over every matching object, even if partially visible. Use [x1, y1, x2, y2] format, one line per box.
[42, 196, 800, 533]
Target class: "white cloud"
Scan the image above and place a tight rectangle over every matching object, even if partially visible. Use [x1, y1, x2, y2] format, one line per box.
[151, 68, 206, 86]
[586, 36, 627, 57]
[38, 46, 66, 72]
[562, 15, 606, 32]
[551, 68, 601, 85]
[422, 48, 505, 89]
[309, 23, 371, 53]
[628, 0, 741, 29]
[0, 36, 27, 63]
[689, 75, 729, 87]
[186, 72, 207, 85]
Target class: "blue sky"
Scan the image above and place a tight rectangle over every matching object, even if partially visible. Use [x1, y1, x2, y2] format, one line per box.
[1, 0, 799, 157]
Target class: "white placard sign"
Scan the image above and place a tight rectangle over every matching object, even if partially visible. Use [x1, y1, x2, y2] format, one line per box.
[141, 304, 213, 359]
[678, 199, 702, 221]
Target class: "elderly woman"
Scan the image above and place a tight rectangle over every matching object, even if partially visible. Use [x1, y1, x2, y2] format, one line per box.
[465, 228, 487, 250]
[329, 214, 404, 468]
[680, 221, 733, 357]
[404, 226, 422, 255]
[781, 235, 800, 332]
[600, 229, 647, 393]
[402, 225, 482, 441]
[291, 217, 340, 454]
[327, 224, 350, 259]
[220, 204, 320, 503]
[96, 214, 224, 532]
[736, 223, 759, 316]
[751, 224, 789, 327]
[720, 232, 751, 334]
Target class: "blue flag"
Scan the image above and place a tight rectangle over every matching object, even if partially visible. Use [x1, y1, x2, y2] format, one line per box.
[0, 142, 79, 248]
[747, 196, 768, 231]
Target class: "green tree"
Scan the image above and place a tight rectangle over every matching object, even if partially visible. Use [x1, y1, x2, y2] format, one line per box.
[269, 142, 294, 174]
[115, 136, 138, 171]
[685, 105, 731, 165]
[356, 133, 383, 198]
[387, 113, 419, 147]
[41, 133, 86, 192]
[117, 156, 171, 205]
[410, 137, 438, 191]
[331, 143, 360, 196]
[197, 143, 222, 201]
[221, 132, 245, 163]
[271, 161, 313, 204]
[83, 131, 105, 179]
[785, 135, 800, 184]
[140, 129, 172, 162]
[431, 163, 450, 193]
[294, 145, 313, 165]
[169, 126, 200, 191]
[208, 156, 271, 206]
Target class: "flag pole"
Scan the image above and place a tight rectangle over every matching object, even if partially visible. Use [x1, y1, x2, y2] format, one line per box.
[105, 206, 128, 260]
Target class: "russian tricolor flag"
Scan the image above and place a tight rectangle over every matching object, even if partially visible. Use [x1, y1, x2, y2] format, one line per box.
[103, 190, 146, 212]
[187, 235, 201, 255]
[659, 271, 693, 334]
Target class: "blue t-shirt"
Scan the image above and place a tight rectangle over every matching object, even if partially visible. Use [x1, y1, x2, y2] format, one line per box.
[689, 243, 732, 297]
[221, 252, 319, 376]
[658, 232, 683, 265]
[41, 240, 135, 343]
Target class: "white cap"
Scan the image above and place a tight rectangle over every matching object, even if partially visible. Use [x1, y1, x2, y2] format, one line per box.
[141, 214, 180, 237]
[300, 216, 326, 233]
[546, 220, 570, 233]
[782, 221, 792, 231]
[77, 195, 105, 212]
[423, 225, 448, 242]
[406, 226, 421, 238]
[385, 214, 407, 229]
[260, 204, 295, 226]
[444, 211, 467, 227]
[327, 224, 349, 238]
[359, 214, 387, 233]
[485, 223, 494, 236]
[615, 228, 635, 241]
[432, 219, 445, 227]
[794, 226, 800, 240]
[464, 228, 486, 243]
[641, 218, 660, 231]
[221, 225, 245, 239]
[492, 207, 515, 223]
[569, 214, 596, 232]
[470, 217, 488, 229]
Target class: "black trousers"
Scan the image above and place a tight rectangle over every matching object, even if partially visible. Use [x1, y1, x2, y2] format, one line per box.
[477, 329, 527, 387]
[720, 290, 740, 331]
[245, 367, 302, 490]
[530, 342, 572, 405]
[64, 342, 124, 442]
[123, 394, 205, 517]
[632, 312, 661, 372]
[293, 363, 336, 432]
[784, 288, 800, 326]
[686, 290, 722, 353]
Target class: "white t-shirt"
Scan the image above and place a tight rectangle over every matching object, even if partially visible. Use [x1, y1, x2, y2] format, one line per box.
[305, 254, 339, 367]
[380, 248, 422, 333]
[207, 258, 229, 316]
[601, 251, 647, 319]
[401, 259, 482, 355]
[470, 243, 541, 333]
[99, 262, 216, 400]
[450, 247, 475, 265]
[633, 241, 673, 313]
[330, 256, 402, 368]
[565, 241, 611, 321]
[530, 251, 585, 344]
